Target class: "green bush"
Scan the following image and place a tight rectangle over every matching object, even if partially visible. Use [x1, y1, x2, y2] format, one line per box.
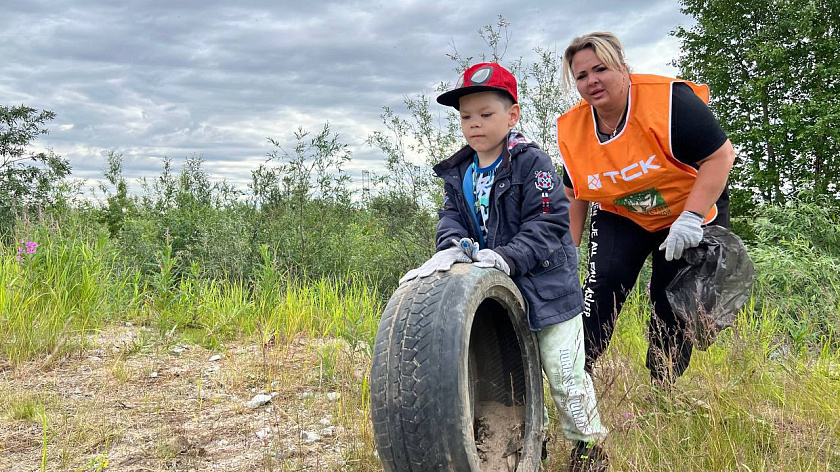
[748, 197, 840, 348]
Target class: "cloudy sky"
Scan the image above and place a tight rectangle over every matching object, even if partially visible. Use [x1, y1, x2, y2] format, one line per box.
[1, 0, 693, 194]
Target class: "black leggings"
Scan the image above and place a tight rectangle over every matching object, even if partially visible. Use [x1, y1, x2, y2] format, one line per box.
[582, 204, 729, 382]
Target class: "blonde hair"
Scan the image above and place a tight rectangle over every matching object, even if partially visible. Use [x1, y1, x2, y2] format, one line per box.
[562, 32, 626, 89]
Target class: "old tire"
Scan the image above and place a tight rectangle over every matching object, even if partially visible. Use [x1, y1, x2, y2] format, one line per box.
[370, 264, 544, 472]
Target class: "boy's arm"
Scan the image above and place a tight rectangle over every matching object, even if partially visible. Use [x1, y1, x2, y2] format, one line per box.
[493, 151, 570, 277]
[435, 185, 471, 251]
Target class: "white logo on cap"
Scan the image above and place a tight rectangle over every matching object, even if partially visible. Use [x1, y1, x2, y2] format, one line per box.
[470, 66, 493, 84]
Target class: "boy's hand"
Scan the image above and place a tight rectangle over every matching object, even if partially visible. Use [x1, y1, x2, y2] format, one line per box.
[399, 247, 473, 284]
[473, 249, 511, 275]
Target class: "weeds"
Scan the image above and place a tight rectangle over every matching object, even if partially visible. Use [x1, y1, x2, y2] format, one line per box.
[1, 204, 838, 471]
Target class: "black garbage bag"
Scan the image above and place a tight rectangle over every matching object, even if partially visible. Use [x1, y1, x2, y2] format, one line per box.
[666, 225, 755, 350]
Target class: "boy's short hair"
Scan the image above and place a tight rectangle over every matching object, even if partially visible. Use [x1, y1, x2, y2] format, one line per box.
[437, 63, 518, 110]
[491, 91, 516, 110]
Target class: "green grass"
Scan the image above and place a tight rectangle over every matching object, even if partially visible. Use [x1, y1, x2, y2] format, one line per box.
[3, 393, 46, 422]
[1, 230, 128, 364]
[573, 287, 840, 472]
[2, 231, 382, 365]
[3, 224, 839, 471]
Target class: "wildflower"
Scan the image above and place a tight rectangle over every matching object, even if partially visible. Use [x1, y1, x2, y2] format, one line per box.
[16, 238, 38, 262]
[646, 281, 651, 296]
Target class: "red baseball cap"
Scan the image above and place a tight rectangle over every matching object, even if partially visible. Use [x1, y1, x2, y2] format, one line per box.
[436, 62, 518, 110]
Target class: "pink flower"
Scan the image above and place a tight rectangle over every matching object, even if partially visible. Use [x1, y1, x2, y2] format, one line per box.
[15, 239, 38, 261]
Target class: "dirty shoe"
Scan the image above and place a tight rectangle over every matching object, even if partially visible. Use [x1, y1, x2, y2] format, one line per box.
[568, 441, 608, 472]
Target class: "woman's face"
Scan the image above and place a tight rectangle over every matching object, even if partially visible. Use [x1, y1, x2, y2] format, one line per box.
[571, 48, 627, 111]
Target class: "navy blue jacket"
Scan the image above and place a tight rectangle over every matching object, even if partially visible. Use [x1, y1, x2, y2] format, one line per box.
[433, 131, 584, 330]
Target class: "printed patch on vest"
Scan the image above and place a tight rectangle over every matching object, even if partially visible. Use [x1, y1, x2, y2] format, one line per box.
[614, 188, 671, 215]
[535, 171, 554, 191]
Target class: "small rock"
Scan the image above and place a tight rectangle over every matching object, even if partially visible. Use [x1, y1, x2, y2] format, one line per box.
[326, 392, 341, 402]
[300, 431, 321, 443]
[298, 391, 315, 400]
[171, 347, 185, 354]
[73, 387, 82, 395]
[318, 418, 332, 426]
[218, 439, 229, 447]
[320, 426, 336, 437]
[208, 354, 221, 362]
[255, 427, 272, 440]
[88, 356, 102, 362]
[246, 393, 273, 409]
[125, 322, 133, 327]
[150, 371, 158, 378]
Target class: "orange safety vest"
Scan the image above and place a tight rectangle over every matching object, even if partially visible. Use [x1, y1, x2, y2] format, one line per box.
[556, 74, 717, 232]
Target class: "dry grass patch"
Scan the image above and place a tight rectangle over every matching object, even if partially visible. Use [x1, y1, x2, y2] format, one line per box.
[0, 326, 378, 471]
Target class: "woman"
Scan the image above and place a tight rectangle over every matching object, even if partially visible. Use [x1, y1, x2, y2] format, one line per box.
[555, 32, 736, 388]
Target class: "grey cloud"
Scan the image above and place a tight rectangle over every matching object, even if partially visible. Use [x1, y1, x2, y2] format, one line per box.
[2, 1, 692, 191]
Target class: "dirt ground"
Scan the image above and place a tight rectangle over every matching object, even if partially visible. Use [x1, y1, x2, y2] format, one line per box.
[474, 401, 526, 472]
[0, 325, 376, 471]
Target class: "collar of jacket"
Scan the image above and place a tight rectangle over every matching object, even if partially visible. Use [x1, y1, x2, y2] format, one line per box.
[433, 131, 532, 180]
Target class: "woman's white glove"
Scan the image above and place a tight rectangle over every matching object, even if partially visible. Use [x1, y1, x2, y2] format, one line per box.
[659, 211, 704, 261]
[472, 249, 511, 275]
[399, 246, 473, 284]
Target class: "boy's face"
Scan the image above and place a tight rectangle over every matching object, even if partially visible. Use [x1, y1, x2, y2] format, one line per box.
[458, 91, 520, 163]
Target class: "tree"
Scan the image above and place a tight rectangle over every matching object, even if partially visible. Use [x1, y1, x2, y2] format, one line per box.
[367, 16, 577, 210]
[0, 105, 71, 235]
[673, 0, 840, 211]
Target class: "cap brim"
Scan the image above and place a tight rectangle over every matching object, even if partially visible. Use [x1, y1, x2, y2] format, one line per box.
[436, 85, 513, 109]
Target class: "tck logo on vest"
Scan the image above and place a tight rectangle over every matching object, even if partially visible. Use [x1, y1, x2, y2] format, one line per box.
[586, 155, 661, 190]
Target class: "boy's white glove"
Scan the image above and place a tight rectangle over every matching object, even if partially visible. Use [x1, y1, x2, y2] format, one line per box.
[399, 246, 473, 284]
[659, 211, 704, 261]
[472, 249, 511, 275]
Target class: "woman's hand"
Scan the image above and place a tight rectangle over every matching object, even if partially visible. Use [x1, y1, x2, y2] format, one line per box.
[659, 211, 704, 261]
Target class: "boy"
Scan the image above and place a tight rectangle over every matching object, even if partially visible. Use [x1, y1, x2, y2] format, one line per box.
[400, 63, 609, 472]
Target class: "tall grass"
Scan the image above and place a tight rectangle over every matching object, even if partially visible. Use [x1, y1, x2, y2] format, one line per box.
[1, 226, 382, 365]
[3, 209, 839, 471]
[583, 285, 840, 472]
[0, 227, 131, 364]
